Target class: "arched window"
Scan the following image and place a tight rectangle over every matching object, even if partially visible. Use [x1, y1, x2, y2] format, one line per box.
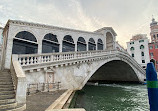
[12, 31, 38, 54]
[132, 53, 134, 57]
[106, 32, 113, 50]
[77, 37, 86, 51]
[42, 33, 59, 53]
[97, 39, 103, 50]
[130, 47, 134, 51]
[140, 45, 144, 49]
[62, 35, 75, 52]
[88, 38, 96, 50]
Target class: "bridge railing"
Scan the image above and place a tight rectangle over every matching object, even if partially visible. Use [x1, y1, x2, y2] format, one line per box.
[17, 50, 113, 66]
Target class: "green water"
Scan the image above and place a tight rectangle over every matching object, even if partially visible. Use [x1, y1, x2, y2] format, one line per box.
[74, 84, 149, 111]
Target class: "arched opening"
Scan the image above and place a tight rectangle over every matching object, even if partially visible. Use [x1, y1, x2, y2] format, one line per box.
[140, 45, 144, 49]
[130, 47, 135, 51]
[62, 35, 75, 52]
[97, 39, 103, 50]
[12, 31, 38, 54]
[89, 60, 139, 82]
[77, 37, 86, 51]
[106, 32, 113, 50]
[88, 38, 96, 51]
[42, 33, 59, 53]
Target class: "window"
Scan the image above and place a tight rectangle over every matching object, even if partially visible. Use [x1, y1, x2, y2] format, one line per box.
[155, 45, 158, 49]
[42, 33, 59, 53]
[157, 34, 158, 37]
[150, 53, 154, 57]
[12, 31, 38, 54]
[141, 52, 144, 56]
[88, 38, 96, 51]
[130, 42, 134, 45]
[142, 66, 146, 69]
[77, 37, 86, 51]
[153, 35, 156, 39]
[97, 39, 103, 50]
[140, 45, 144, 49]
[156, 61, 158, 64]
[132, 53, 134, 57]
[139, 40, 144, 43]
[62, 35, 75, 52]
[149, 46, 153, 49]
[142, 60, 145, 63]
[130, 47, 134, 51]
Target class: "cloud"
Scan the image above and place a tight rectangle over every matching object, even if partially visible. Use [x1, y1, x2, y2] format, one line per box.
[0, 0, 158, 48]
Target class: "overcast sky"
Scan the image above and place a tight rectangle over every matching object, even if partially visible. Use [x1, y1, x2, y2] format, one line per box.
[0, 0, 158, 48]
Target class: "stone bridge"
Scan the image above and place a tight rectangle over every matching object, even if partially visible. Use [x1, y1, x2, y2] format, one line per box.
[13, 49, 145, 90]
[0, 20, 146, 110]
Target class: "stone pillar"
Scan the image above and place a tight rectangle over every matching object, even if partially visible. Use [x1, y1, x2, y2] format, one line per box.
[4, 32, 14, 69]
[38, 40, 42, 54]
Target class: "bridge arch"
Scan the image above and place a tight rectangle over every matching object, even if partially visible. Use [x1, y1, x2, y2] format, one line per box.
[12, 31, 38, 54]
[79, 55, 145, 89]
[106, 32, 114, 50]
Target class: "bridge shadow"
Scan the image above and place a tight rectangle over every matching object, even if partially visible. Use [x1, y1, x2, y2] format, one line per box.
[88, 60, 140, 83]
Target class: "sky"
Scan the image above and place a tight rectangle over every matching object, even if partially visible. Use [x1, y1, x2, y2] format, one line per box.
[0, 0, 158, 48]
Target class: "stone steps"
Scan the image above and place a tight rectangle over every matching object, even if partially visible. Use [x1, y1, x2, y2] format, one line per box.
[0, 84, 14, 88]
[0, 94, 15, 100]
[0, 102, 17, 110]
[0, 99, 15, 104]
[0, 90, 15, 95]
[0, 78, 12, 82]
[0, 87, 14, 91]
[5, 104, 26, 111]
[0, 69, 26, 111]
[0, 81, 13, 85]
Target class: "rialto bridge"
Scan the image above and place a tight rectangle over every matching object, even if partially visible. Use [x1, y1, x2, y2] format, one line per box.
[0, 20, 145, 106]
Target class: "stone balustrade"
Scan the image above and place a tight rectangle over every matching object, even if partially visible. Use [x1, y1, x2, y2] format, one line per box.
[17, 50, 115, 66]
[14, 50, 145, 75]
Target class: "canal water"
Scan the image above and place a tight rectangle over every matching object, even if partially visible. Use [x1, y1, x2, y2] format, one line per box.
[74, 84, 149, 111]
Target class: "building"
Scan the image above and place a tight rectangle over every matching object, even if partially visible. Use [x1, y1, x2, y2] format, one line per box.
[1, 20, 120, 69]
[0, 27, 3, 59]
[149, 18, 158, 70]
[0, 27, 3, 44]
[127, 34, 150, 69]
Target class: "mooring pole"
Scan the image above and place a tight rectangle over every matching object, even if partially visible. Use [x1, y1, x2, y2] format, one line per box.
[146, 62, 158, 111]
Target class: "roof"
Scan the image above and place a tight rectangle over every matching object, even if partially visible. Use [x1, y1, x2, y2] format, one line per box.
[94, 27, 117, 36]
[5, 20, 104, 36]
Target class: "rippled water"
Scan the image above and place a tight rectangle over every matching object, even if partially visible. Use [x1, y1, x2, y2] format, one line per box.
[75, 84, 149, 111]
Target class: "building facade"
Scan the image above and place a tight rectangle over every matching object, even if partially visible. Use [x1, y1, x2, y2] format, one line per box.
[149, 18, 158, 70]
[127, 34, 150, 69]
[1, 20, 119, 69]
[0, 27, 3, 44]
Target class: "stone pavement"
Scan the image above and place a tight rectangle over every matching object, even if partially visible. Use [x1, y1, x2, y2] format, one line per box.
[24, 90, 66, 111]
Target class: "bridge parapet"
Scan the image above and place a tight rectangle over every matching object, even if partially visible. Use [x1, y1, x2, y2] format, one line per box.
[14, 50, 145, 75]
[11, 50, 146, 90]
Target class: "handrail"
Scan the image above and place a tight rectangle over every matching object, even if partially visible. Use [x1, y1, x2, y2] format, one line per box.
[10, 55, 27, 104]
[15, 50, 145, 74]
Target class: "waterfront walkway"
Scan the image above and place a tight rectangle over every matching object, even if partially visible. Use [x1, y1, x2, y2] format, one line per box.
[24, 90, 66, 111]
